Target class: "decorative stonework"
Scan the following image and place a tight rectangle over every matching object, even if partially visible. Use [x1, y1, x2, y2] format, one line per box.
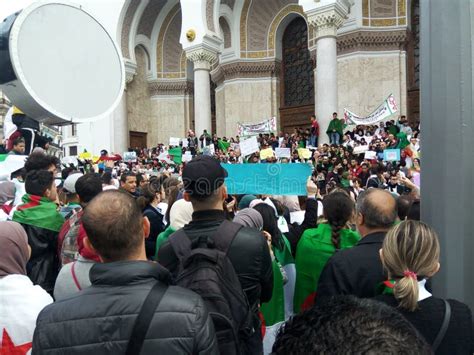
[206, 0, 216, 32]
[307, 8, 346, 38]
[186, 47, 218, 71]
[362, 0, 407, 27]
[268, 4, 306, 51]
[337, 29, 408, 55]
[148, 80, 194, 96]
[137, 0, 167, 38]
[221, 0, 235, 10]
[121, 0, 140, 59]
[211, 60, 281, 86]
[219, 17, 232, 48]
[124, 60, 138, 85]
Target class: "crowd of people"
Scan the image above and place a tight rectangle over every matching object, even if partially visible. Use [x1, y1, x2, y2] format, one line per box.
[0, 114, 472, 355]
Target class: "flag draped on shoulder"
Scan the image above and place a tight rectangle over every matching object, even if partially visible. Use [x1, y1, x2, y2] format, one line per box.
[12, 194, 64, 232]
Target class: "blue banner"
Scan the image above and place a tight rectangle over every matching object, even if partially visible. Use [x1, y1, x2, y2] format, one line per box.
[222, 163, 312, 196]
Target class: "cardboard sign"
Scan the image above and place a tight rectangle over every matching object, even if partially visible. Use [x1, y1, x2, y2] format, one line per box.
[353, 145, 369, 154]
[383, 149, 401, 161]
[297, 148, 311, 160]
[260, 148, 274, 160]
[275, 148, 291, 159]
[79, 152, 92, 160]
[182, 151, 193, 162]
[364, 151, 377, 160]
[181, 138, 188, 148]
[169, 137, 181, 146]
[123, 151, 137, 163]
[239, 136, 259, 156]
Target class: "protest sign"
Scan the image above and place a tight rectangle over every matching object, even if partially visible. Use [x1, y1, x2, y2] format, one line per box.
[223, 163, 312, 195]
[344, 94, 398, 126]
[169, 137, 180, 146]
[123, 151, 137, 163]
[383, 149, 401, 161]
[275, 148, 291, 159]
[239, 136, 259, 156]
[79, 151, 92, 160]
[364, 151, 377, 160]
[203, 144, 215, 156]
[181, 138, 188, 148]
[237, 117, 277, 136]
[260, 148, 274, 160]
[297, 148, 311, 160]
[353, 145, 369, 154]
[183, 151, 193, 162]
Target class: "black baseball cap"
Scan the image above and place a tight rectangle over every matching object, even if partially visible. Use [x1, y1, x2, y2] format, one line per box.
[182, 155, 228, 197]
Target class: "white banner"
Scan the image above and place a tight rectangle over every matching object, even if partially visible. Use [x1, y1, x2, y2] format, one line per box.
[344, 94, 398, 126]
[123, 151, 137, 163]
[169, 137, 181, 146]
[275, 147, 291, 159]
[239, 136, 260, 156]
[237, 117, 277, 136]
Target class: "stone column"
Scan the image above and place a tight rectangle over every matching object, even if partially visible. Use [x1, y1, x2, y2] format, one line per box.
[187, 48, 218, 136]
[305, 1, 352, 144]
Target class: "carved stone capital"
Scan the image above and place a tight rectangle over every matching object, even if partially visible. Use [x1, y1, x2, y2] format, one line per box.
[305, 0, 353, 39]
[124, 60, 138, 85]
[210, 60, 280, 86]
[148, 79, 194, 96]
[186, 47, 218, 71]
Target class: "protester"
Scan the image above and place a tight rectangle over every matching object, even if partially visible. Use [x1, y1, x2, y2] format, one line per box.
[316, 188, 397, 299]
[12, 170, 64, 294]
[119, 172, 137, 196]
[0, 221, 53, 354]
[58, 172, 82, 218]
[57, 173, 103, 267]
[272, 296, 431, 354]
[294, 191, 360, 312]
[33, 191, 219, 354]
[154, 198, 193, 258]
[375, 220, 473, 354]
[9, 137, 26, 155]
[137, 179, 166, 259]
[158, 156, 273, 354]
[309, 115, 319, 147]
[326, 112, 344, 145]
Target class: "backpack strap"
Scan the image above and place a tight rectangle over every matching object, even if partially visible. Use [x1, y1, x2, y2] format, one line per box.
[125, 282, 168, 355]
[70, 262, 82, 291]
[432, 300, 451, 351]
[169, 229, 193, 262]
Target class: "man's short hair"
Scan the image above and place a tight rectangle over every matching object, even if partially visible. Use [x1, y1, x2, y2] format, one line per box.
[24, 152, 60, 172]
[81, 190, 143, 261]
[25, 170, 54, 196]
[356, 189, 397, 228]
[75, 173, 103, 204]
[13, 137, 25, 146]
[272, 296, 430, 354]
[120, 172, 136, 183]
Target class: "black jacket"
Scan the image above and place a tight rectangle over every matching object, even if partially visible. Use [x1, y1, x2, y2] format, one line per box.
[317, 232, 386, 301]
[375, 295, 474, 354]
[21, 223, 59, 295]
[286, 198, 319, 256]
[33, 261, 218, 355]
[158, 210, 273, 354]
[143, 205, 165, 259]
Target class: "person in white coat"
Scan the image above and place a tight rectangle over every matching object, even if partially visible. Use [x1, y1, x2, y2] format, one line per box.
[0, 221, 52, 353]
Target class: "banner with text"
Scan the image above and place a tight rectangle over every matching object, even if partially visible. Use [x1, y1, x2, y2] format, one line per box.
[237, 117, 277, 136]
[223, 163, 312, 195]
[344, 94, 398, 126]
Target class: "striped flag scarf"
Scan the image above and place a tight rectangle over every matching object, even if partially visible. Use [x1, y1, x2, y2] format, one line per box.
[12, 194, 64, 232]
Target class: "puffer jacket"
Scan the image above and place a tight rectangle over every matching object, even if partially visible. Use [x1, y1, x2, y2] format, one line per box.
[158, 210, 274, 354]
[32, 261, 218, 355]
[21, 223, 59, 295]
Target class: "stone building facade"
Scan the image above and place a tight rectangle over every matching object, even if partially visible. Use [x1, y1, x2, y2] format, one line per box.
[104, 0, 420, 149]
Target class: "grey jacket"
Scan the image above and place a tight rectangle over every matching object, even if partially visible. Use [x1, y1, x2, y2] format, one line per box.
[53, 256, 95, 301]
[33, 261, 218, 354]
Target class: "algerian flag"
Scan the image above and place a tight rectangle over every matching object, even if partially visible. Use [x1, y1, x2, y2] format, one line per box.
[0, 154, 26, 178]
[12, 194, 65, 232]
[168, 147, 182, 164]
[218, 140, 230, 152]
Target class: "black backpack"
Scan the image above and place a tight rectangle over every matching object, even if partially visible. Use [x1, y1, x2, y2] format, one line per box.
[169, 220, 254, 355]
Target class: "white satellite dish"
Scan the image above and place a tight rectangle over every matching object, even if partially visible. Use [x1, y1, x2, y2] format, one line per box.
[0, 1, 124, 125]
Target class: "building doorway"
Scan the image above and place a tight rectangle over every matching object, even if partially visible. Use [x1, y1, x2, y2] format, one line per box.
[129, 131, 147, 149]
[279, 17, 314, 133]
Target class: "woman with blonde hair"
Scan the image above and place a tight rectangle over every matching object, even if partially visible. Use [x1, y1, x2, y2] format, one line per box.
[376, 220, 473, 354]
